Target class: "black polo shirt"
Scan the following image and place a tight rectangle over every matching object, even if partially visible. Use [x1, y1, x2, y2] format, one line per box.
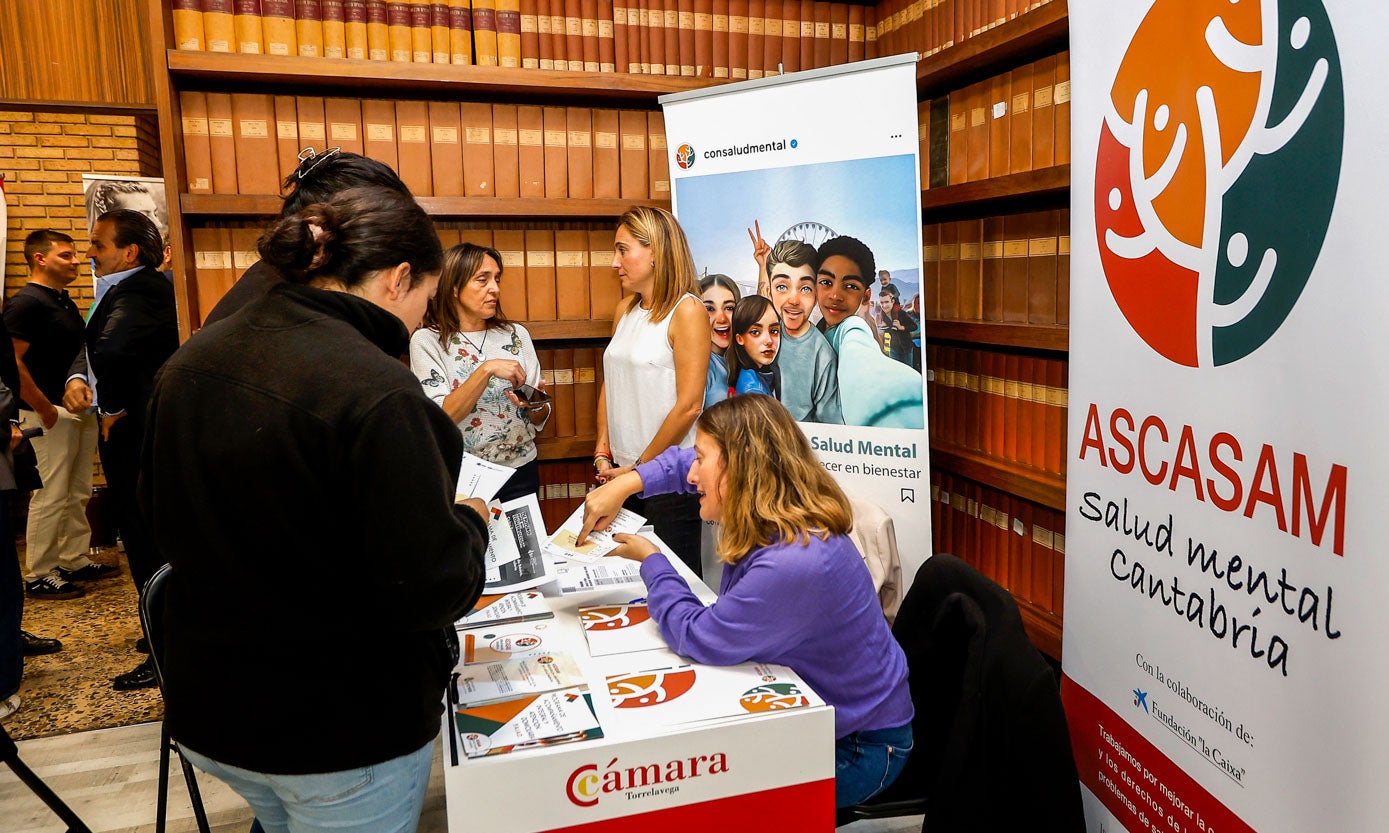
[4, 282, 87, 410]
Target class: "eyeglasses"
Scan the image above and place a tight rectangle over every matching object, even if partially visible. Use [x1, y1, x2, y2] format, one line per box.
[296, 146, 342, 180]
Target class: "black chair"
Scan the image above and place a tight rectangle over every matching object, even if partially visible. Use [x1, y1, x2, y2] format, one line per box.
[836, 554, 1085, 832]
[139, 563, 212, 833]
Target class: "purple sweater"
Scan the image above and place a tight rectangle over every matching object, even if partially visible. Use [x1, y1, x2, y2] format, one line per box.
[635, 447, 914, 738]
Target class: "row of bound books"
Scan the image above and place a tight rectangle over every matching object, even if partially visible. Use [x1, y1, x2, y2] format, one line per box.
[537, 461, 595, 532]
[191, 224, 627, 325]
[180, 92, 670, 200]
[877, 0, 1054, 59]
[533, 346, 602, 443]
[168, 0, 878, 77]
[920, 209, 1070, 326]
[925, 343, 1067, 476]
[917, 51, 1071, 190]
[930, 468, 1065, 617]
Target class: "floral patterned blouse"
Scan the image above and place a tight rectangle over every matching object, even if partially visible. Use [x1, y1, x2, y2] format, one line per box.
[409, 324, 544, 467]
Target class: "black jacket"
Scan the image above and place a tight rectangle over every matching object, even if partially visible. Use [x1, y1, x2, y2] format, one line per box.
[75, 265, 179, 422]
[140, 283, 487, 774]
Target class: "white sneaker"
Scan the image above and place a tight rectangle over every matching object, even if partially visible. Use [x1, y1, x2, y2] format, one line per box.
[0, 694, 20, 721]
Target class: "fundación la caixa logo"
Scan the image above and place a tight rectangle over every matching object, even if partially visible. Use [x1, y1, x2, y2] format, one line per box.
[1095, 0, 1343, 367]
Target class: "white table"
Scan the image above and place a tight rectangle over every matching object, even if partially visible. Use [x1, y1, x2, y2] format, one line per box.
[442, 540, 836, 833]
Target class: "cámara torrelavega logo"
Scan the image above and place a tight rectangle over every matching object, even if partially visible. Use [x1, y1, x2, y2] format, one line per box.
[675, 143, 696, 169]
[1095, 0, 1343, 367]
[565, 751, 731, 807]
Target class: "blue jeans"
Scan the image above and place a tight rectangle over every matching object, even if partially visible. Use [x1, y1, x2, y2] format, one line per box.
[835, 722, 914, 807]
[178, 740, 434, 833]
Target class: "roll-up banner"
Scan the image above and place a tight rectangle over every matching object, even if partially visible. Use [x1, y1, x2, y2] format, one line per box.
[1064, 2, 1384, 831]
[661, 54, 932, 582]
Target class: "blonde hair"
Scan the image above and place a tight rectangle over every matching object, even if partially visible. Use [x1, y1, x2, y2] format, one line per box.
[618, 205, 699, 322]
[697, 394, 852, 564]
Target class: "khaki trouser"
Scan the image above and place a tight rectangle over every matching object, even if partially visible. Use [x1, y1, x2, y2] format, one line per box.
[19, 406, 98, 582]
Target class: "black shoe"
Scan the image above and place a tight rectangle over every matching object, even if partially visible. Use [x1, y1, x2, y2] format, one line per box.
[135, 637, 149, 654]
[59, 563, 120, 582]
[21, 631, 62, 656]
[25, 575, 84, 600]
[112, 659, 158, 691]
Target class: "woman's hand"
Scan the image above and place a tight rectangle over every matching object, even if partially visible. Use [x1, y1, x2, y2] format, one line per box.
[578, 468, 644, 544]
[482, 359, 527, 389]
[607, 533, 660, 563]
[594, 463, 634, 484]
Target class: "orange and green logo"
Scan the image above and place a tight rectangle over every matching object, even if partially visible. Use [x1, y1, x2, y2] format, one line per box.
[606, 669, 699, 708]
[579, 605, 651, 630]
[739, 683, 812, 713]
[1095, 0, 1342, 367]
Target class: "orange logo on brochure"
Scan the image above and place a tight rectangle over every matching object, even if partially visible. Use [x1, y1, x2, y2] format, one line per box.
[607, 669, 699, 708]
[580, 605, 652, 630]
[739, 683, 811, 713]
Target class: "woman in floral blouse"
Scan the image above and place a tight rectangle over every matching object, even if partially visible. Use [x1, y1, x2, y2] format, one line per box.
[410, 243, 549, 501]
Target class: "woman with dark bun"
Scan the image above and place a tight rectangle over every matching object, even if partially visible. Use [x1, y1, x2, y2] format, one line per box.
[140, 187, 489, 833]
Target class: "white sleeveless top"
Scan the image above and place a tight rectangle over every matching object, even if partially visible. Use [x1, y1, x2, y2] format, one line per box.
[604, 294, 701, 466]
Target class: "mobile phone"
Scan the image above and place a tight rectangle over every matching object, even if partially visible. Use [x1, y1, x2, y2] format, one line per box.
[512, 384, 552, 407]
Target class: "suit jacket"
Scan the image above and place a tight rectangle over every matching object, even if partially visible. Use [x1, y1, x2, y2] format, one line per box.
[75, 266, 179, 424]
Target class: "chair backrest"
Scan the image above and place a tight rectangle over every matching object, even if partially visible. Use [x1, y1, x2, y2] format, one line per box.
[887, 554, 1085, 833]
[846, 496, 905, 622]
[138, 563, 174, 689]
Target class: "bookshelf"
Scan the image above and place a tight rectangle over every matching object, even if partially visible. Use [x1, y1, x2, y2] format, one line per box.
[180, 194, 670, 218]
[915, 0, 1072, 658]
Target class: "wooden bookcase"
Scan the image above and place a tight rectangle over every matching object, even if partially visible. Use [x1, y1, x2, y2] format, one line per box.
[915, 0, 1072, 660]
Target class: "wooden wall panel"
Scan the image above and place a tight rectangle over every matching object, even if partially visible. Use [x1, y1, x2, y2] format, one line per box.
[0, 0, 155, 108]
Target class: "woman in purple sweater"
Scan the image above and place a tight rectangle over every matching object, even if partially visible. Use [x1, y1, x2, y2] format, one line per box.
[578, 393, 914, 807]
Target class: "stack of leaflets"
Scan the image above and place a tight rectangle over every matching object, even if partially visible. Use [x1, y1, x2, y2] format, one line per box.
[456, 591, 553, 630]
[600, 662, 823, 735]
[481, 494, 554, 593]
[461, 622, 556, 665]
[545, 505, 646, 563]
[453, 652, 586, 707]
[578, 603, 668, 656]
[547, 559, 645, 595]
[454, 688, 604, 758]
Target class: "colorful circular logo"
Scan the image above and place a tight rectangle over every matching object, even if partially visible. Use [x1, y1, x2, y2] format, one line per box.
[607, 669, 698, 708]
[675, 143, 696, 169]
[579, 605, 651, 630]
[739, 683, 810, 713]
[1095, 0, 1342, 367]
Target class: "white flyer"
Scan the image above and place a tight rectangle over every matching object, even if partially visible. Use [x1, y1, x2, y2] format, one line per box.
[552, 559, 646, 594]
[455, 452, 514, 503]
[544, 504, 646, 563]
[455, 688, 603, 758]
[482, 494, 553, 593]
[601, 662, 823, 735]
[461, 622, 556, 665]
[456, 591, 553, 630]
[578, 603, 668, 656]
[453, 652, 586, 707]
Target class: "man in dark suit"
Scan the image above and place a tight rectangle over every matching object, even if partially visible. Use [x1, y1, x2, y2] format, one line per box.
[70, 209, 179, 690]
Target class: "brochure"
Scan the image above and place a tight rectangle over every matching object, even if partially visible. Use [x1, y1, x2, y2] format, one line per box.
[578, 603, 668, 656]
[483, 494, 554, 593]
[601, 662, 823, 735]
[545, 505, 646, 564]
[455, 688, 604, 758]
[457, 591, 554, 630]
[552, 559, 645, 594]
[455, 452, 514, 502]
[461, 623, 555, 665]
[454, 652, 586, 707]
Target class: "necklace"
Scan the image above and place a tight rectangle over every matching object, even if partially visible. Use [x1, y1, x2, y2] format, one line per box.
[458, 329, 487, 354]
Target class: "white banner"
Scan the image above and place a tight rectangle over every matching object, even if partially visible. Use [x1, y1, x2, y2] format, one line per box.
[1063, 2, 1386, 832]
[661, 55, 932, 581]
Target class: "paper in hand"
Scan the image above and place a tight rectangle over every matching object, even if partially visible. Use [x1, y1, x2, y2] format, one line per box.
[545, 504, 646, 563]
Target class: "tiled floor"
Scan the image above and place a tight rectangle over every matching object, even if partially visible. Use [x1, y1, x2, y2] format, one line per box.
[2, 721, 924, 832]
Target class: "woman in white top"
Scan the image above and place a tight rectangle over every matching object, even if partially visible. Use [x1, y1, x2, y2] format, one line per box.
[595, 206, 710, 576]
[411, 243, 550, 501]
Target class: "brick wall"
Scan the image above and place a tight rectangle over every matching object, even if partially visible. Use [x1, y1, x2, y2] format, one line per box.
[0, 110, 159, 306]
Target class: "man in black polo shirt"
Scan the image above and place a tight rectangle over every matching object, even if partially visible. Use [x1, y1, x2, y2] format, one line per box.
[6, 230, 115, 600]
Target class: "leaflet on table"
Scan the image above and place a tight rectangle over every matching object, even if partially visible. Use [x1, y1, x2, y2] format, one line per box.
[461, 621, 557, 665]
[579, 603, 668, 656]
[482, 494, 553, 593]
[455, 452, 514, 502]
[601, 662, 823, 735]
[453, 651, 585, 706]
[456, 590, 553, 629]
[455, 687, 604, 758]
[545, 505, 646, 563]
[549, 558, 645, 594]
